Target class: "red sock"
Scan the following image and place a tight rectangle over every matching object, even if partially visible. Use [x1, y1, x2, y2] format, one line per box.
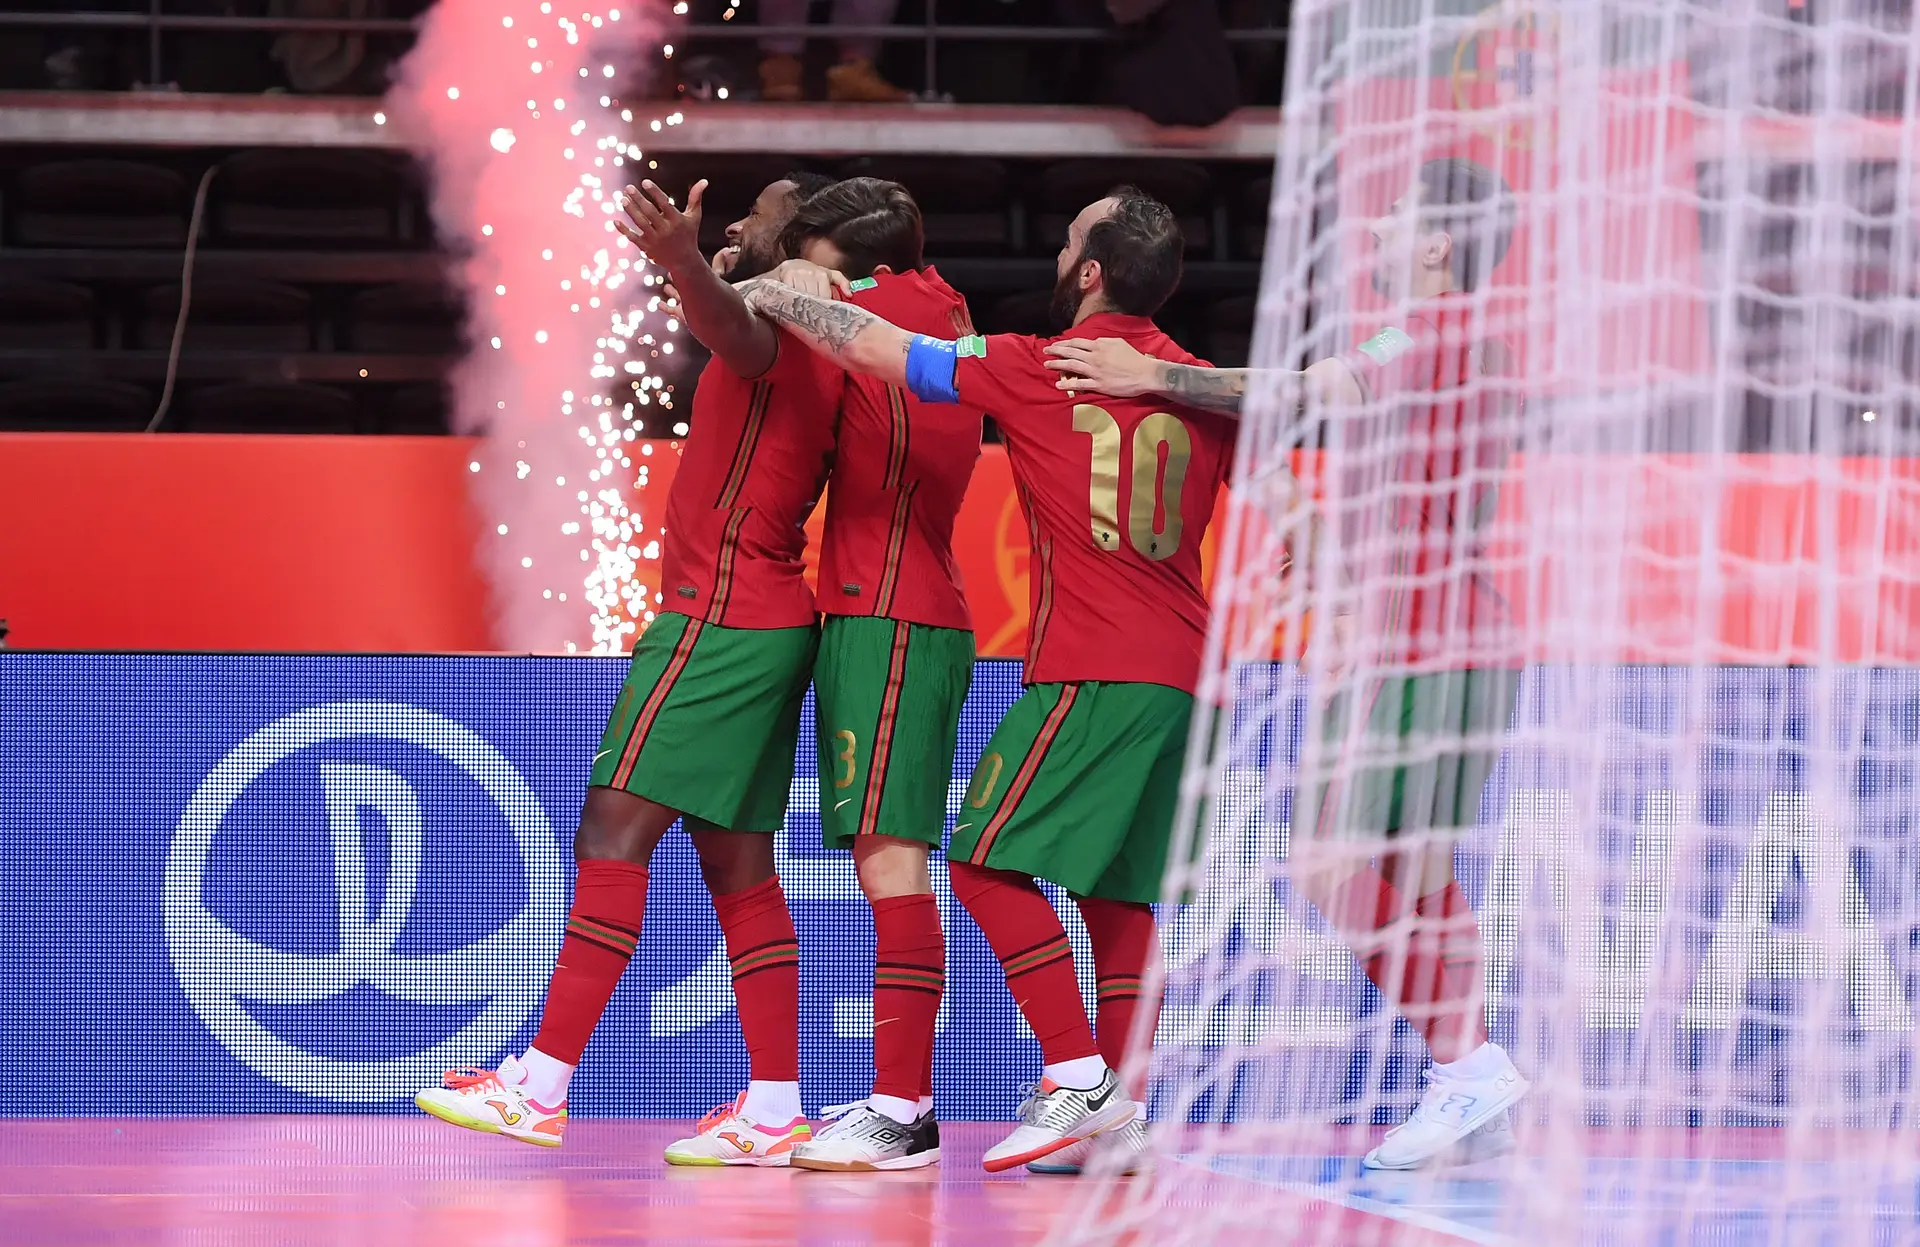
[870, 893, 944, 1104]
[1076, 896, 1158, 1099]
[1313, 865, 1410, 1000]
[948, 861, 1098, 1064]
[712, 876, 800, 1082]
[532, 859, 649, 1065]
[1400, 880, 1489, 1063]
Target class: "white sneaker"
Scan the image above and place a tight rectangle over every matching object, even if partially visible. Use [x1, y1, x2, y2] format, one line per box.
[981, 1071, 1136, 1173]
[1452, 1108, 1516, 1165]
[663, 1089, 812, 1167]
[1363, 1044, 1529, 1171]
[414, 1055, 567, 1148]
[790, 1101, 941, 1172]
[1025, 1114, 1148, 1175]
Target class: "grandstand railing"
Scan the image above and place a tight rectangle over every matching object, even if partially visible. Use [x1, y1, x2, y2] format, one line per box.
[0, 8, 1285, 98]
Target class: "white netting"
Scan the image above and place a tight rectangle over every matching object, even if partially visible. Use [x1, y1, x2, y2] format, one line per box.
[1059, 1, 1920, 1243]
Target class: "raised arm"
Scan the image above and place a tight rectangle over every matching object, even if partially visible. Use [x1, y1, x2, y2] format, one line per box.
[737, 278, 919, 389]
[616, 179, 777, 378]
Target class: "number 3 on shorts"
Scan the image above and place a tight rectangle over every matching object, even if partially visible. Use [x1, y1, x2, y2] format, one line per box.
[831, 729, 858, 790]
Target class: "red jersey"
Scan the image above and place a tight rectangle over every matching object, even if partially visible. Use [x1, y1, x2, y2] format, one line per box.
[953, 312, 1236, 693]
[659, 336, 843, 629]
[819, 268, 983, 630]
[1336, 292, 1520, 669]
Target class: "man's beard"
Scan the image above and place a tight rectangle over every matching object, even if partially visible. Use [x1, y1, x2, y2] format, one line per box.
[1048, 263, 1087, 332]
[730, 239, 783, 282]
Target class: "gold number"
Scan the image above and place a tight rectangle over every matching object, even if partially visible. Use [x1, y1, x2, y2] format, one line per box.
[1073, 404, 1193, 561]
[966, 752, 1004, 808]
[831, 729, 858, 790]
[1130, 411, 1192, 561]
[1072, 405, 1123, 551]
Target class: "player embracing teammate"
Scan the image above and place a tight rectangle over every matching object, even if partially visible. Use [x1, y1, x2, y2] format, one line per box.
[740, 187, 1236, 1174]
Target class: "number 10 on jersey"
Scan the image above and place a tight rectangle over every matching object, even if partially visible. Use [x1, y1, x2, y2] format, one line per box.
[1073, 404, 1193, 561]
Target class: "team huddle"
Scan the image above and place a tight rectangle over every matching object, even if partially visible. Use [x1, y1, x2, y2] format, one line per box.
[416, 156, 1533, 1176]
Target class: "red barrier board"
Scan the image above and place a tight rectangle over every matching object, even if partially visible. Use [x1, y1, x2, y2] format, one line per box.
[1, 435, 1914, 663]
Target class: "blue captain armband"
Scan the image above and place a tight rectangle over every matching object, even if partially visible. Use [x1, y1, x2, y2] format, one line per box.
[904, 333, 986, 404]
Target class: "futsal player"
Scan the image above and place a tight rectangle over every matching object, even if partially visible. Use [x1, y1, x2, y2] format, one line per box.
[415, 172, 851, 1165]
[739, 188, 1236, 1174]
[1040, 156, 1530, 1172]
[704, 178, 982, 1173]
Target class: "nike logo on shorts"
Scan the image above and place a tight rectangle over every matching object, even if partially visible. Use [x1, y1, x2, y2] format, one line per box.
[592, 749, 615, 764]
[835, 799, 853, 811]
[954, 823, 971, 833]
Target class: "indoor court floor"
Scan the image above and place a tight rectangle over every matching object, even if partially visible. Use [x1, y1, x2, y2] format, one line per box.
[4, 1118, 1917, 1245]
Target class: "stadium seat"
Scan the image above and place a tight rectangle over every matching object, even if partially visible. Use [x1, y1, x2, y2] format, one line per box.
[384, 383, 451, 435]
[838, 157, 1014, 254]
[213, 150, 404, 244]
[182, 381, 359, 434]
[0, 280, 96, 350]
[10, 160, 189, 248]
[1033, 159, 1214, 255]
[0, 377, 153, 431]
[136, 280, 314, 353]
[346, 283, 465, 355]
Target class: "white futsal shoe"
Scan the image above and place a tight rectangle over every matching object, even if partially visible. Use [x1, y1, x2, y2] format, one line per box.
[981, 1071, 1137, 1173]
[414, 1055, 567, 1147]
[1025, 1115, 1149, 1175]
[1363, 1043, 1528, 1171]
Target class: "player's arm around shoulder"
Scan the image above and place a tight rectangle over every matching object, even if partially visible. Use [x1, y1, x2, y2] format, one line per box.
[1042, 336, 1362, 417]
[737, 262, 916, 387]
[739, 262, 985, 407]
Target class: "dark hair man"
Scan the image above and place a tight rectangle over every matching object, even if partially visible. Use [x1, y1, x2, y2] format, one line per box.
[415, 173, 848, 1168]
[1044, 157, 1528, 1174]
[758, 177, 988, 1173]
[736, 187, 1235, 1175]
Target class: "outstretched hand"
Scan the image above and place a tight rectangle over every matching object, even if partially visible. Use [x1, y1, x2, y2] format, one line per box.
[615, 179, 707, 275]
[1042, 337, 1162, 398]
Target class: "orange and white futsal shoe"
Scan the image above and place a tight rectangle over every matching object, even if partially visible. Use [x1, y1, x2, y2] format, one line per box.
[414, 1055, 567, 1148]
[663, 1090, 812, 1167]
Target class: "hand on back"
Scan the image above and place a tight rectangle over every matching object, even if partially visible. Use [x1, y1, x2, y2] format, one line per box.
[1043, 337, 1160, 398]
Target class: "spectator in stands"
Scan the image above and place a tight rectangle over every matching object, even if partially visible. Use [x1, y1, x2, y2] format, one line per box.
[758, 0, 911, 103]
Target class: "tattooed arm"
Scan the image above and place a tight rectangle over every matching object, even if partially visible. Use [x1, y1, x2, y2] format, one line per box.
[1042, 339, 1362, 415]
[737, 278, 916, 388]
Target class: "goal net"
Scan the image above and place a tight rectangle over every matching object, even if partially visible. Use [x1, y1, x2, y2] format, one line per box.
[1060, 1, 1920, 1242]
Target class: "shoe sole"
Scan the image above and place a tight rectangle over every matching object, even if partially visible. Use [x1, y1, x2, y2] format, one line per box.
[791, 1148, 940, 1172]
[1362, 1077, 1530, 1172]
[981, 1101, 1137, 1174]
[663, 1150, 794, 1168]
[415, 1096, 562, 1149]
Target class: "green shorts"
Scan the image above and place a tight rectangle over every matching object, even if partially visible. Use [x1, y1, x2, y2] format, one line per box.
[590, 612, 817, 833]
[814, 615, 975, 850]
[1304, 668, 1520, 842]
[950, 681, 1194, 904]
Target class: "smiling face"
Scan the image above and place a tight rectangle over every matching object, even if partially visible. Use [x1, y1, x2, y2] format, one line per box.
[726, 179, 803, 281]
